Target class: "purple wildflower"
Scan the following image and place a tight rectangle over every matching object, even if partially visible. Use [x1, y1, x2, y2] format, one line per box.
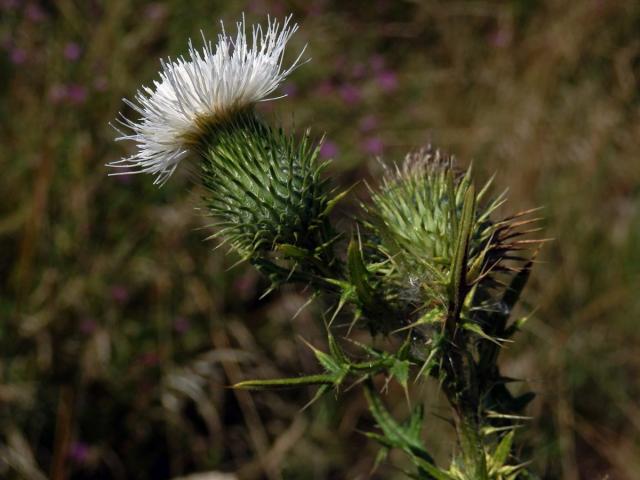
[139, 351, 160, 367]
[66, 84, 87, 104]
[359, 115, 378, 132]
[144, 3, 167, 20]
[173, 317, 190, 334]
[68, 442, 90, 464]
[10, 48, 27, 65]
[110, 285, 129, 305]
[320, 140, 339, 159]
[377, 70, 398, 92]
[94, 76, 108, 91]
[489, 29, 511, 48]
[369, 55, 385, 72]
[26, 3, 46, 21]
[64, 42, 82, 61]
[315, 81, 334, 97]
[49, 84, 67, 103]
[306, 0, 327, 16]
[339, 83, 361, 104]
[1, 0, 20, 10]
[233, 272, 258, 299]
[351, 62, 366, 79]
[362, 136, 384, 155]
[80, 318, 97, 335]
[281, 82, 298, 97]
[115, 172, 133, 184]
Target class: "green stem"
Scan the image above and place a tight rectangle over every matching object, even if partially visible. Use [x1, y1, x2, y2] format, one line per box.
[456, 409, 488, 480]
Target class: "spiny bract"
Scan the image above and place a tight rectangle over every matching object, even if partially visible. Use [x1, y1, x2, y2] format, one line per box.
[199, 114, 333, 259]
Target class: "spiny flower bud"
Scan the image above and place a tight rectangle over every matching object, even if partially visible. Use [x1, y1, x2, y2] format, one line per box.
[198, 113, 334, 259]
[358, 147, 537, 327]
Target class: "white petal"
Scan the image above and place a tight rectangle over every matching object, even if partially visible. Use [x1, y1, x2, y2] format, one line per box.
[109, 15, 305, 185]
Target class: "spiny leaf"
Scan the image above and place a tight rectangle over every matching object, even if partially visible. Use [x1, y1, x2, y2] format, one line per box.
[389, 358, 410, 391]
[405, 404, 425, 441]
[413, 457, 457, 480]
[416, 344, 440, 380]
[301, 384, 332, 411]
[492, 431, 514, 470]
[501, 260, 534, 322]
[363, 383, 431, 458]
[503, 311, 535, 339]
[324, 277, 354, 307]
[233, 374, 336, 390]
[446, 184, 476, 334]
[321, 182, 358, 217]
[327, 332, 348, 365]
[461, 321, 501, 345]
[276, 243, 312, 261]
[510, 392, 536, 412]
[485, 411, 532, 421]
[452, 184, 476, 295]
[373, 445, 390, 473]
[394, 307, 444, 333]
[300, 338, 344, 376]
[364, 431, 396, 449]
[481, 424, 526, 436]
[498, 461, 532, 478]
[347, 239, 376, 307]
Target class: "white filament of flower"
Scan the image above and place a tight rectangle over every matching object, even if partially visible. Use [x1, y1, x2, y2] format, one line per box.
[109, 15, 306, 185]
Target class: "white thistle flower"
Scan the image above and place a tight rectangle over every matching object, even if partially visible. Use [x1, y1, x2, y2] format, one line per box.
[110, 15, 306, 185]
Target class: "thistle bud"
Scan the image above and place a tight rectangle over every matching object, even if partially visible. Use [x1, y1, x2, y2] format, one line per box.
[198, 113, 333, 259]
[357, 147, 536, 330]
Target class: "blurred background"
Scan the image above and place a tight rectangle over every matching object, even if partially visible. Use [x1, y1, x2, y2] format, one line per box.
[1, 1, 639, 479]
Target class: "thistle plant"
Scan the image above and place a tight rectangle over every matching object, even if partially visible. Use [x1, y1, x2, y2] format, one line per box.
[112, 15, 543, 479]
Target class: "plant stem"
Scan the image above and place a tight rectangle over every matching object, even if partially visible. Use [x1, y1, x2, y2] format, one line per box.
[455, 407, 488, 480]
[50, 385, 73, 480]
[441, 348, 489, 480]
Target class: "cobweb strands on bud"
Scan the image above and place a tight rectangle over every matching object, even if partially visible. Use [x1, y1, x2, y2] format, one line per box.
[109, 15, 306, 185]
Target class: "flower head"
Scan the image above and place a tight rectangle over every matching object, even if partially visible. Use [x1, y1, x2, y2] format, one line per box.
[355, 147, 540, 324]
[110, 15, 305, 184]
[200, 116, 333, 257]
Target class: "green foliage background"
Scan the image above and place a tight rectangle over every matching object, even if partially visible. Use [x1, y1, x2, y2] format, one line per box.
[1, 1, 639, 479]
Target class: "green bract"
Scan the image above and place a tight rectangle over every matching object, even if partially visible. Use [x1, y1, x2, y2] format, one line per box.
[198, 113, 333, 259]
